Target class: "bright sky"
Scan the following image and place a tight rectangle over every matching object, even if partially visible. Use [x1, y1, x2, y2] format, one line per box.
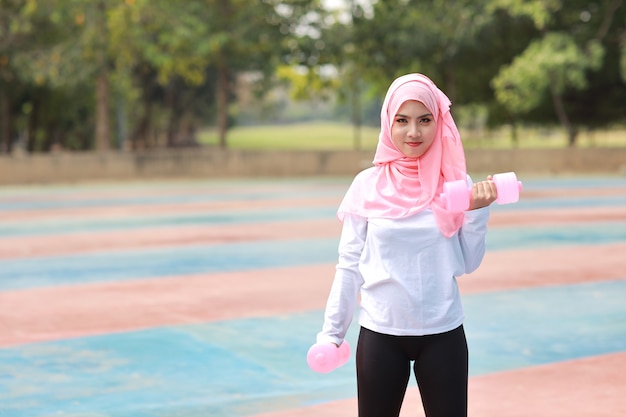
[322, 0, 344, 9]
[321, 0, 374, 19]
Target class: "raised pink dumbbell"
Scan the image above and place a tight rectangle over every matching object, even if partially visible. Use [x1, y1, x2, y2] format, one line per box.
[440, 171, 523, 212]
[307, 341, 351, 373]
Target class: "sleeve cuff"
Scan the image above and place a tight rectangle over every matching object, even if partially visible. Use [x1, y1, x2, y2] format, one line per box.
[316, 333, 343, 346]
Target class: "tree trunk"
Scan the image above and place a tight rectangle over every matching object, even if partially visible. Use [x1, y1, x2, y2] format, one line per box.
[548, 79, 577, 146]
[567, 127, 578, 147]
[94, 0, 110, 152]
[510, 121, 518, 146]
[351, 75, 362, 151]
[444, 64, 457, 103]
[95, 71, 111, 151]
[0, 89, 11, 154]
[216, 65, 230, 149]
[116, 98, 127, 151]
[130, 99, 152, 150]
[27, 97, 40, 152]
[165, 86, 177, 147]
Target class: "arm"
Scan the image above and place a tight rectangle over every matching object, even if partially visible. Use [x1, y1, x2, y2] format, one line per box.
[316, 214, 366, 346]
[459, 207, 490, 273]
[460, 175, 497, 273]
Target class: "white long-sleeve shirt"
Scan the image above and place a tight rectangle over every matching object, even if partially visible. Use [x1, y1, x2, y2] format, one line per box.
[317, 206, 490, 345]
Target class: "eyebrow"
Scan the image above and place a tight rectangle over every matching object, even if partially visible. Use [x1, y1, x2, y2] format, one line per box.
[395, 112, 433, 119]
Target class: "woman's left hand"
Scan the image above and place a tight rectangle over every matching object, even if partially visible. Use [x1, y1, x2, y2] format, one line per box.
[468, 175, 498, 210]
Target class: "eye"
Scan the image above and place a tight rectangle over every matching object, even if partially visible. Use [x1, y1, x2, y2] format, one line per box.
[395, 117, 408, 124]
[419, 117, 433, 125]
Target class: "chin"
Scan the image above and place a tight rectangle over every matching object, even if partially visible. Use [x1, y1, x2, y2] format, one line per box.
[403, 150, 426, 158]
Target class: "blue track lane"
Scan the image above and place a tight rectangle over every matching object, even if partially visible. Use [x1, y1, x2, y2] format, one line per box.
[0, 206, 339, 238]
[1, 280, 625, 417]
[2, 177, 626, 417]
[2, 194, 626, 237]
[1, 221, 626, 291]
[0, 179, 348, 212]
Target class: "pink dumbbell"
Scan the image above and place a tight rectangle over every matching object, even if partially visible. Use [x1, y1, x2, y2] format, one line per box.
[440, 172, 523, 212]
[307, 341, 351, 373]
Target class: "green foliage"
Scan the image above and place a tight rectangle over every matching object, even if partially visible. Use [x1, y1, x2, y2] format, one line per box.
[492, 33, 604, 114]
[109, 0, 211, 86]
[351, 0, 493, 95]
[276, 65, 339, 101]
[0, 0, 102, 151]
[1, 0, 324, 152]
[1, 0, 625, 154]
[491, 0, 624, 144]
[488, 0, 561, 29]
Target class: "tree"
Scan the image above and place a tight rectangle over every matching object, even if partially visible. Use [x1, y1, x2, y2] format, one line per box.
[203, 0, 322, 148]
[0, 0, 25, 153]
[4, 0, 124, 152]
[349, 0, 494, 100]
[0, 0, 99, 152]
[316, 0, 368, 149]
[108, 0, 215, 149]
[490, 0, 625, 145]
[110, 0, 323, 149]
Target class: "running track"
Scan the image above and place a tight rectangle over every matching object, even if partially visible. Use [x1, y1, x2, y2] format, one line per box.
[1, 176, 625, 416]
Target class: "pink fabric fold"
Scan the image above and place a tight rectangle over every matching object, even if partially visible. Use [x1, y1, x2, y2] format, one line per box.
[337, 73, 467, 237]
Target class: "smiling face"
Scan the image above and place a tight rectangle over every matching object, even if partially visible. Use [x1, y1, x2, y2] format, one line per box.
[390, 100, 437, 158]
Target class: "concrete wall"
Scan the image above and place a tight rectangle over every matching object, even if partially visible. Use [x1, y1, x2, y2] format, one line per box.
[1, 147, 626, 185]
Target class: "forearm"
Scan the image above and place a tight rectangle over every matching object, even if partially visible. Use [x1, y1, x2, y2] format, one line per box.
[317, 214, 366, 344]
[317, 268, 361, 345]
[459, 206, 490, 273]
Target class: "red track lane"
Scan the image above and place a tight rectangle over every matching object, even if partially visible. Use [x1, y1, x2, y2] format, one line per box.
[0, 264, 336, 347]
[487, 205, 626, 227]
[0, 196, 342, 222]
[249, 351, 626, 417]
[520, 186, 626, 199]
[2, 243, 625, 347]
[0, 181, 347, 204]
[0, 219, 342, 259]
[459, 242, 626, 294]
[1, 206, 625, 260]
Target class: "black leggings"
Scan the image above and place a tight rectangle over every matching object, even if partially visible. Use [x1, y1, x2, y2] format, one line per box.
[356, 325, 468, 417]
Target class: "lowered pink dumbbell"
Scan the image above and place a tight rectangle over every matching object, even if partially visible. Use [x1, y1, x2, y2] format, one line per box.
[440, 172, 523, 212]
[307, 341, 351, 373]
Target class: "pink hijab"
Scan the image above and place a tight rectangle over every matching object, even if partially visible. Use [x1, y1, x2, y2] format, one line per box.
[337, 73, 467, 237]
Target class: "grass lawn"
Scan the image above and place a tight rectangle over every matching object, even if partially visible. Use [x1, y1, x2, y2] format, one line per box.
[198, 122, 626, 150]
[198, 122, 380, 150]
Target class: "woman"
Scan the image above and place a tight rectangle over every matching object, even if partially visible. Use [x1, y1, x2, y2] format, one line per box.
[316, 73, 497, 417]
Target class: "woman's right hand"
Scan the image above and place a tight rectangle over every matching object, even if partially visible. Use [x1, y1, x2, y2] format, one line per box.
[468, 175, 498, 210]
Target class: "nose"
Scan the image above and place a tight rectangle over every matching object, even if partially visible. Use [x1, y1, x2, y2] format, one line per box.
[408, 123, 421, 138]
